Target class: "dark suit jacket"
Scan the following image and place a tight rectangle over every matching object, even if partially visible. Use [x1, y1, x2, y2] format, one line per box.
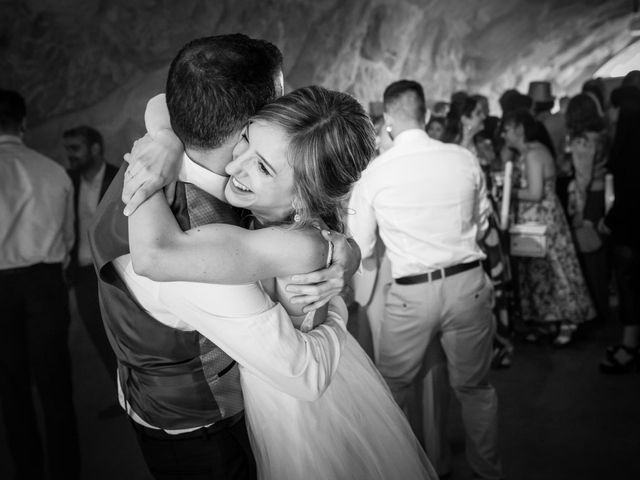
[67, 162, 119, 281]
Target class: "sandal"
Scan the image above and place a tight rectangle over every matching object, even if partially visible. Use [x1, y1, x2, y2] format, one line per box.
[523, 323, 557, 344]
[552, 322, 577, 348]
[600, 345, 639, 374]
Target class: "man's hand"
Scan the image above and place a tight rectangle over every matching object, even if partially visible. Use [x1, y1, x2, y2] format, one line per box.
[285, 230, 361, 313]
[122, 132, 183, 216]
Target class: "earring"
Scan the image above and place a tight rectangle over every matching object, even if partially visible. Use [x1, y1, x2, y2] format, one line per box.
[291, 200, 301, 223]
[386, 125, 393, 134]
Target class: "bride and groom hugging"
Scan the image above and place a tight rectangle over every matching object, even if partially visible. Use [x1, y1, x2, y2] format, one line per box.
[89, 34, 437, 479]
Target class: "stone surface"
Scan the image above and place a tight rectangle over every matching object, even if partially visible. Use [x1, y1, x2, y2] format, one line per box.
[1, 0, 635, 163]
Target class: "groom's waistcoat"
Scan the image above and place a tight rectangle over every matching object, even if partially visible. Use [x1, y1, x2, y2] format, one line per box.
[89, 166, 245, 430]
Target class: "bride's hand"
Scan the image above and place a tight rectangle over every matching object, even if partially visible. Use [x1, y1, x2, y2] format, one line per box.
[122, 132, 183, 216]
[285, 231, 361, 313]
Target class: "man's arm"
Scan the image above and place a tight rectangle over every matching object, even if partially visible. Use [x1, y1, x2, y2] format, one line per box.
[62, 180, 75, 264]
[474, 160, 491, 240]
[346, 179, 378, 262]
[157, 279, 347, 401]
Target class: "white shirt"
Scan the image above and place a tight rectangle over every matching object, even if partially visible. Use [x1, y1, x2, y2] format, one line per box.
[348, 129, 489, 279]
[0, 134, 74, 269]
[113, 155, 347, 432]
[77, 163, 106, 266]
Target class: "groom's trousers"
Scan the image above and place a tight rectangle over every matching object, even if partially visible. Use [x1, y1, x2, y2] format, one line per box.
[131, 412, 256, 480]
[0, 262, 80, 480]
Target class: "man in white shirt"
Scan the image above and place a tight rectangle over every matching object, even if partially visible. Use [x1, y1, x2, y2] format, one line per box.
[348, 80, 501, 480]
[0, 89, 79, 479]
[63, 126, 119, 385]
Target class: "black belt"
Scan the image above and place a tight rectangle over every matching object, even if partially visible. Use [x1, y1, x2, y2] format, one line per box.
[395, 260, 481, 285]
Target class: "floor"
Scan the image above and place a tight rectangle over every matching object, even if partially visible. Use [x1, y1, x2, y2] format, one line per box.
[1, 296, 639, 480]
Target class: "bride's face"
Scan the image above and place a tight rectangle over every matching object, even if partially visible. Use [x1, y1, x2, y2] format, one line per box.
[225, 120, 295, 223]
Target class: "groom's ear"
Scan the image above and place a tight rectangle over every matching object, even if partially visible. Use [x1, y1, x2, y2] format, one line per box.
[383, 112, 392, 128]
[274, 70, 284, 97]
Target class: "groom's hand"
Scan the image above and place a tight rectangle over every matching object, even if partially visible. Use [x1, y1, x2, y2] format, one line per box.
[285, 230, 361, 313]
[122, 132, 183, 216]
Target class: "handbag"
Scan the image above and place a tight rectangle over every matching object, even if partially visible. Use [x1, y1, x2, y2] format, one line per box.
[509, 222, 548, 258]
[573, 221, 602, 253]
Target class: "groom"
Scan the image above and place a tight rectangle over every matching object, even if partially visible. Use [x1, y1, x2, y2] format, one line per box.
[90, 35, 355, 479]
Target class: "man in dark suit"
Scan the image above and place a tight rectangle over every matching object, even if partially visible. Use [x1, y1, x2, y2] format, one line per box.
[63, 126, 118, 382]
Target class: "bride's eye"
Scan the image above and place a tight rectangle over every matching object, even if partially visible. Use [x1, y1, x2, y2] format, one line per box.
[241, 132, 249, 143]
[258, 161, 271, 176]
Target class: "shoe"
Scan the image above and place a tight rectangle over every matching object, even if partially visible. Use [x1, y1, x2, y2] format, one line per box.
[600, 345, 639, 374]
[552, 322, 577, 348]
[491, 344, 514, 369]
[522, 323, 557, 344]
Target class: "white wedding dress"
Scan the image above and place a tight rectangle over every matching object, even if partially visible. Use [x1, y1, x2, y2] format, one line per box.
[241, 272, 435, 479]
[241, 326, 436, 480]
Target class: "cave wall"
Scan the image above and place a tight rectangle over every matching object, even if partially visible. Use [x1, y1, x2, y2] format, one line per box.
[1, 0, 634, 165]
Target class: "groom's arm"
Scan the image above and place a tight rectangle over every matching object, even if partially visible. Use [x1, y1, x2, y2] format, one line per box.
[157, 281, 347, 401]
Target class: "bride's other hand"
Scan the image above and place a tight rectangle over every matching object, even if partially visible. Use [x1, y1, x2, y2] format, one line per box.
[122, 132, 183, 216]
[285, 231, 362, 313]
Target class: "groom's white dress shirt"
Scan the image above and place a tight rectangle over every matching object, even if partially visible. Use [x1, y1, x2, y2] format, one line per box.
[113, 154, 347, 433]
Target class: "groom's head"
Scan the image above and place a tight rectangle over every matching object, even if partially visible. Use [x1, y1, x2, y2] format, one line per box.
[166, 34, 283, 152]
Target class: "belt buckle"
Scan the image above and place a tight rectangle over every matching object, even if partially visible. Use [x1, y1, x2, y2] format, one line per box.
[430, 268, 444, 282]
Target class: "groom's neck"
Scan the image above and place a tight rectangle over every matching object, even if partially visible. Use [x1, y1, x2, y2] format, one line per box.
[185, 142, 235, 176]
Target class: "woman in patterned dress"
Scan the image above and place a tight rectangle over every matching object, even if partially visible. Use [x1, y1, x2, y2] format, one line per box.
[502, 109, 595, 346]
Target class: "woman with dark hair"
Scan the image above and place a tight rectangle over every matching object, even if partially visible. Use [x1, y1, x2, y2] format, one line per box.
[565, 93, 611, 323]
[445, 97, 514, 367]
[599, 85, 640, 373]
[125, 86, 436, 479]
[502, 109, 595, 346]
[442, 94, 486, 152]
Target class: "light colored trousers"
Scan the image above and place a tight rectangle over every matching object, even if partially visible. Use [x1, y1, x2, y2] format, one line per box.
[377, 266, 502, 480]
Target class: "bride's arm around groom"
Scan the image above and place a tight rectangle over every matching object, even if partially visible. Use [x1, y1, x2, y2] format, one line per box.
[90, 164, 350, 401]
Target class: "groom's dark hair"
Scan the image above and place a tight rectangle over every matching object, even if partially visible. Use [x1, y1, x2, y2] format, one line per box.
[166, 34, 283, 150]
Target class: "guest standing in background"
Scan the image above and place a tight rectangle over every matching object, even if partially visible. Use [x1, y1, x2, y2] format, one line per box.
[443, 93, 514, 368]
[0, 90, 80, 479]
[349, 80, 501, 480]
[473, 119, 515, 369]
[529, 81, 571, 212]
[502, 109, 595, 347]
[599, 85, 640, 373]
[565, 94, 610, 323]
[63, 126, 118, 385]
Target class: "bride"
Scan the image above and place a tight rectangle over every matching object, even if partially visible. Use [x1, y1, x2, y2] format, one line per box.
[125, 86, 436, 480]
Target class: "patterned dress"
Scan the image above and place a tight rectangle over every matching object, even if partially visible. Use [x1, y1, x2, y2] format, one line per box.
[516, 177, 596, 324]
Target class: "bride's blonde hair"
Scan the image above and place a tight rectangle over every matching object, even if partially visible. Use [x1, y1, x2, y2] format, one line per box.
[251, 86, 375, 232]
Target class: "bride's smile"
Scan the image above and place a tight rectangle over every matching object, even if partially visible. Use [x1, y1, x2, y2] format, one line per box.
[230, 176, 252, 193]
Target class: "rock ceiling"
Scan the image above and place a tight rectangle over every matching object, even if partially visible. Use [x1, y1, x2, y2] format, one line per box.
[1, 0, 635, 161]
